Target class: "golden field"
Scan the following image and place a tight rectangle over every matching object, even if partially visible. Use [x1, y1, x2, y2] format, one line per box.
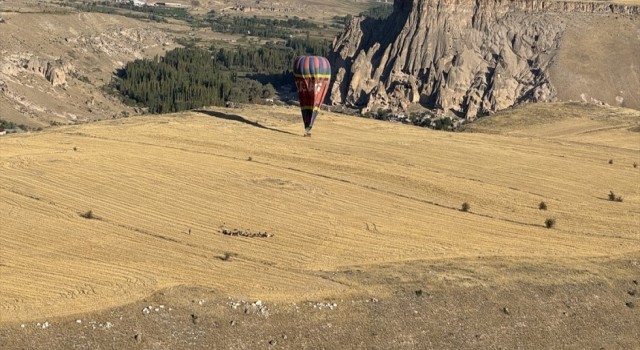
[1, 103, 639, 324]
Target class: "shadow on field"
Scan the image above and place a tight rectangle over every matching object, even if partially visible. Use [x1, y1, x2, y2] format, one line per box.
[195, 109, 296, 136]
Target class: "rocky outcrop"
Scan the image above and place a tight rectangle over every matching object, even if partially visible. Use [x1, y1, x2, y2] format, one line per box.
[4, 55, 72, 87]
[330, 0, 640, 118]
[0, 11, 179, 128]
[66, 27, 173, 60]
[45, 63, 66, 87]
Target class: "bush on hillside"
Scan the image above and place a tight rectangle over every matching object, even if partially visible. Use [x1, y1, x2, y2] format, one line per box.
[80, 210, 94, 219]
[608, 191, 623, 202]
[544, 218, 556, 229]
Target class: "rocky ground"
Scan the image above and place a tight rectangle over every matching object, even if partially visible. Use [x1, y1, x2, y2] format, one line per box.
[2, 257, 638, 349]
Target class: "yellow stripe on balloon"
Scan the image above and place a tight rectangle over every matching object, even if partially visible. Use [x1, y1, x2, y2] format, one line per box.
[294, 74, 332, 79]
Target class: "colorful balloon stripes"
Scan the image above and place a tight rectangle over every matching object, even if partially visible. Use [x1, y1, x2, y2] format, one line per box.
[293, 56, 331, 136]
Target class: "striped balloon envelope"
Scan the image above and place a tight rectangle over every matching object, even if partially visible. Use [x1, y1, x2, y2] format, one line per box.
[293, 55, 331, 137]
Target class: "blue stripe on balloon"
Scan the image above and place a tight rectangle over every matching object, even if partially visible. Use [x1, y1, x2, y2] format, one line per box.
[293, 56, 331, 77]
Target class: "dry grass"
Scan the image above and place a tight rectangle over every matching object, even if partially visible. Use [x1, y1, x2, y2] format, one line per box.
[0, 103, 639, 323]
[549, 14, 640, 110]
[467, 102, 640, 149]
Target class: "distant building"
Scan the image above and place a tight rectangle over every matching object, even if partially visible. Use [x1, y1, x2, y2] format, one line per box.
[153, 2, 189, 8]
[132, 0, 146, 6]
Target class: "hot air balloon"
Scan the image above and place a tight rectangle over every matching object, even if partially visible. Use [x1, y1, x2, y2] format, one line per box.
[293, 55, 331, 137]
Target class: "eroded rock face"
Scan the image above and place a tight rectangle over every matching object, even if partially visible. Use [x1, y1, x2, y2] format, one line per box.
[6, 55, 71, 87]
[0, 12, 177, 127]
[330, 0, 640, 118]
[45, 63, 66, 87]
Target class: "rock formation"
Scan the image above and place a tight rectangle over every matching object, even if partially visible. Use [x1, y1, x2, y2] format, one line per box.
[3, 55, 72, 87]
[330, 0, 640, 118]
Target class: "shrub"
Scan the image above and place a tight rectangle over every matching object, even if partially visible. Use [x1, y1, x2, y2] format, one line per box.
[80, 210, 94, 219]
[544, 218, 556, 229]
[433, 117, 453, 130]
[608, 191, 623, 202]
[539, 201, 547, 210]
[219, 252, 235, 261]
[461, 202, 470, 212]
[634, 162, 638, 168]
[608, 159, 613, 164]
[247, 156, 252, 161]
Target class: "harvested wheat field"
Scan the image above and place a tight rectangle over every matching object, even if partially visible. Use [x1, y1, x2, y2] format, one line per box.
[1, 103, 639, 349]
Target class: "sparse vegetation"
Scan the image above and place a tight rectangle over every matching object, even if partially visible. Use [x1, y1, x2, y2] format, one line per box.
[69, 71, 91, 84]
[461, 202, 470, 212]
[360, 4, 394, 20]
[544, 218, 556, 229]
[433, 117, 454, 131]
[219, 252, 236, 261]
[0, 119, 28, 132]
[538, 201, 547, 210]
[80, 210, 94, 219]
[608, 191, 623, 202]
[206, 14, 319, 39]
[0, 119, 16, 131]
[332, 3, 393, 27]
[363, 108, 393, 121]
[60, 1, 190, 22]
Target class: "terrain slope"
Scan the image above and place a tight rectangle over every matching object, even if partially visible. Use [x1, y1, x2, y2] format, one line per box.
[0, 103, 639, 348]
[330, 0, 640, 116]
[0, 7, 178, 128]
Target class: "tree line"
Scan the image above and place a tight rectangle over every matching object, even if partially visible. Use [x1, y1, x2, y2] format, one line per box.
[206, 14, 319, 39]
[91, 2, 391, 114]
[213, 36, 330, 72]
[112, 48, 275, 113]
[56, 1, 192, 22]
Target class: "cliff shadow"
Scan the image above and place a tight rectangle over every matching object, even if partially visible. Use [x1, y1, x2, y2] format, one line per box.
[328, 5, 412, 107]
[194, 109, 296, 136]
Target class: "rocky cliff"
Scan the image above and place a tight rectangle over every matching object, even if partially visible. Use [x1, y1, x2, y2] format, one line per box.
[330, 0, 640, 118]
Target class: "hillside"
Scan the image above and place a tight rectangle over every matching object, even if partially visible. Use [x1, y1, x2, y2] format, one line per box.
[1, 103, 639, 348]
[0, 8, 180, 128]
[330, 0, 640, 117]
[0, 0, 373, 129]
[3, 0, 639, 131]
[465, 102, 640, 149]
